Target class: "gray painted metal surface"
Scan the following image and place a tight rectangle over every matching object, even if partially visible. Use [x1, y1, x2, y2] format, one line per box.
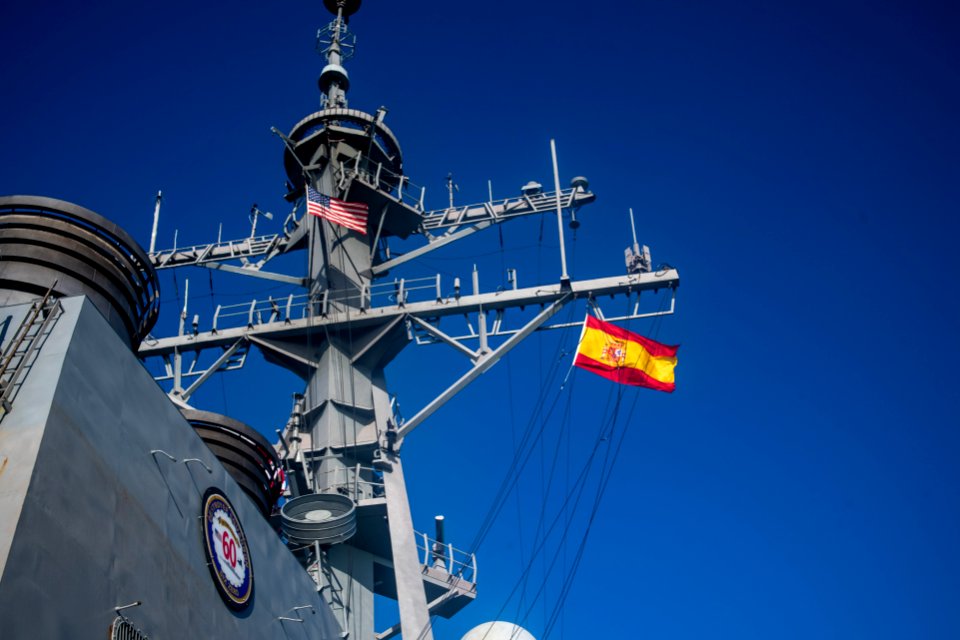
[0, 301, 74, 576]
[0, 297, 340, 638]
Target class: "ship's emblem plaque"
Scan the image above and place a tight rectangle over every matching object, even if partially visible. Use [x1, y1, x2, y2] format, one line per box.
[201, 488, 254, 609]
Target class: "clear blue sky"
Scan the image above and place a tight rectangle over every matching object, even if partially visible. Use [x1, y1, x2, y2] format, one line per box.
[2, 1, 958, 638]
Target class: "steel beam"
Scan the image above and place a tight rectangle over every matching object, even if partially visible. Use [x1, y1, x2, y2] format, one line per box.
[375, 592, 456, 640]
[150, 234, 288, 270]
[380, 454, 433, 640]
[408, 316, 479, 361]
[139, 269, 679, 359]
[177, 339, 246, 402]
[372, 186, 596, 275]
[397, 295, 570, 438]
[201, 262, 307, 286]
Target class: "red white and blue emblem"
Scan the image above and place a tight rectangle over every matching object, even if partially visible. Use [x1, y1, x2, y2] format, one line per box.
[600, 338, 627, 367]
[201, 488, 254, 609]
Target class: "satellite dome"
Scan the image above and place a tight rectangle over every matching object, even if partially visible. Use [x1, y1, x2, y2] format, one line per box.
[461, 621, 537, 640]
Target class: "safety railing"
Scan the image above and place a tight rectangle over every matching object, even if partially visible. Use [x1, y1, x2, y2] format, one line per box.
[342, 153, 427, 213]
[204, 274, 460, 334]
[416, 532, 477, 584]
[312, 464, 385, 501]
[150, 264, 678, 356]
[151, 232, 284, 269]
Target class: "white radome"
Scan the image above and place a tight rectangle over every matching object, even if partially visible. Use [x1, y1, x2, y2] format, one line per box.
[461, 621, 537, 640]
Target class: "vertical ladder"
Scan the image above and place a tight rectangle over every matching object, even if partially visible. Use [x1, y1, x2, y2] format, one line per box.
[0, 285, 63, 417]
[313, 545, 351, 632]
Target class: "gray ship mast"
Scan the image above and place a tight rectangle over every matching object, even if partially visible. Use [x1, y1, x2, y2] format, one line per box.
[139, 1, 680, 638]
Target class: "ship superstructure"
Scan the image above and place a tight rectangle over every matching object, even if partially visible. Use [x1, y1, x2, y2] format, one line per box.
[0, 2, 679, 638]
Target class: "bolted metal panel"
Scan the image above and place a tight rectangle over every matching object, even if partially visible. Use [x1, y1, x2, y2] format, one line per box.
[0, 196, 159, 348]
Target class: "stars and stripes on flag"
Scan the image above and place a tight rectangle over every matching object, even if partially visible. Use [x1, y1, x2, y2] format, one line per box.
[306, 185, 369, 234]
[573, 314, 679, 392]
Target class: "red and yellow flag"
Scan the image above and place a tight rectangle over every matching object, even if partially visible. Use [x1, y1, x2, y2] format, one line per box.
[573, 315, 679, 392]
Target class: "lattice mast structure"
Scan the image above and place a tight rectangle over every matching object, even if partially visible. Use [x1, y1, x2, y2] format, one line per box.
[139, 1, 680, 638]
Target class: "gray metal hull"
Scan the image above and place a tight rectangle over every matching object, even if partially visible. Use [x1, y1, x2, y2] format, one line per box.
[0, 296, 340, 638]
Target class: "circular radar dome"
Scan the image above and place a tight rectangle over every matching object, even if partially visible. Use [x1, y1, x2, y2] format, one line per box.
[462, 621, 537, 640]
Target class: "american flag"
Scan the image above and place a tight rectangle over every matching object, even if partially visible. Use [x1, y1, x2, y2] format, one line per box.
[306, 185, 368, 234]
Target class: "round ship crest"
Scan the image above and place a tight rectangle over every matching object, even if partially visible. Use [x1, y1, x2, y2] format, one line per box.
[201, 488, 254, 609]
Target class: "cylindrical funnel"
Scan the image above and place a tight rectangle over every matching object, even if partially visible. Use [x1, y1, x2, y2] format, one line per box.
[0, 195, 159, 348]
[181, 409, 283, 518]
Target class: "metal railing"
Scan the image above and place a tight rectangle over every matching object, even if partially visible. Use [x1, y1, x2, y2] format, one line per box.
[416, 532, 477, 585]
[342, 153, 427, 213]
[205, 274, 449, 333]
[110, 617, 149, 640]
[160, 266, 675, 344]
[311, 464, 385, 501]
[151, 232, 284, 269]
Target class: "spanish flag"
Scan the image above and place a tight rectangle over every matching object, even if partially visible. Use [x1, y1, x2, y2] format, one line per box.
[573, 315, 678, 392]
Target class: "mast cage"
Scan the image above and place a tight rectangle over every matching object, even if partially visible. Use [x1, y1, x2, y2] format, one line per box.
[141, 266, 679, 442]
[135, 3, 681, 639]
[140, 261, 679, 639]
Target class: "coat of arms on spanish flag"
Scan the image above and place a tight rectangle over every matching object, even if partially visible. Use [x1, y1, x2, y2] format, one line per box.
[573, 314, 679, 392]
